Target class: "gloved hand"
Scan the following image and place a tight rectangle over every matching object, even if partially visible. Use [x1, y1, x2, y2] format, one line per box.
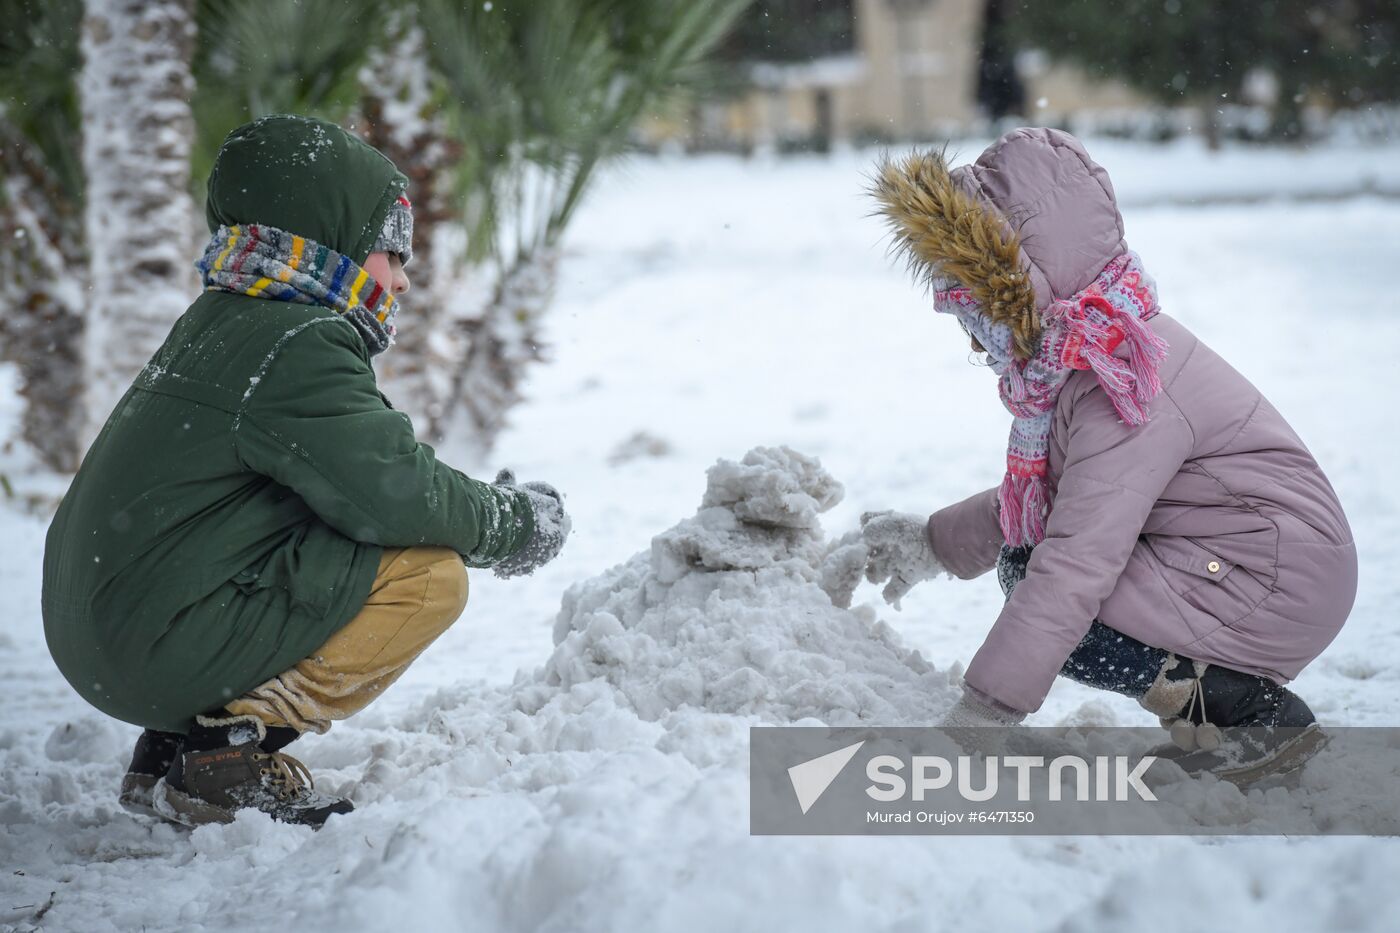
[490, 469, 571, 579]
[859, 510, 946, 608]
[938, 690, 1026, 758]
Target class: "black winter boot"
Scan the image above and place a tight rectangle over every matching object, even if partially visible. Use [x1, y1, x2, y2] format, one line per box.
[153, 714, 353, 828]
[119, 729, 185, 816]
[261, 725, 301, 753]
[1139, 657, 1325, 785]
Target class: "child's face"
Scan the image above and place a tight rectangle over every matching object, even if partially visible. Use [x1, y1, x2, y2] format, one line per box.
[364, 251, 411, 297]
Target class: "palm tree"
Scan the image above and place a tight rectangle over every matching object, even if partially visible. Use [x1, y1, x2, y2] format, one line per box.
[421, 0, 753, 453]
[2, 0, 378, 472]
[1, 0, 750, 474]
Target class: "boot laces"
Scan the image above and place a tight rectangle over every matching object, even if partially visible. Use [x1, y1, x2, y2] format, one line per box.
[1164, 664, 1223, 752]
[254, 750, 315, 801]
[1184, 673, 1206, 726]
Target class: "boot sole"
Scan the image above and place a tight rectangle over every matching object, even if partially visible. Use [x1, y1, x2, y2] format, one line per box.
[118, 774, 161, 819]
[152, 777, 236, 827]
[152, 777, 353, 829]
[1215, 723, 1328, 788]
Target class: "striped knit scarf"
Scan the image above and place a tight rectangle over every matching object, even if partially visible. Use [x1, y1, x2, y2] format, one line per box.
[935, 251, 1166, 547]
[197, 223, 399, 356]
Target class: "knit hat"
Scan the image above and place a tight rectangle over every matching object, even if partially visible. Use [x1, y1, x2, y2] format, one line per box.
[372, 194, 413, 264]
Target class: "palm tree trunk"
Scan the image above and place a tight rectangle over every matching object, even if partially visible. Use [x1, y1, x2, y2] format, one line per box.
[358, 23, 465, 440]
[444, 250, 558, 458]
[79, 0, 197, 443]
[0, 127, 87, 472]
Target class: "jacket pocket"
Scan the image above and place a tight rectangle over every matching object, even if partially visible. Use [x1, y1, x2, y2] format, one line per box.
[228, 544, 334, 616]
[1146, 536, 1235, 582]
[1144, 535, 1270, 625]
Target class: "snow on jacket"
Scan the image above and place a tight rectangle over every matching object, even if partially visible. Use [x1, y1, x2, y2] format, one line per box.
[922, 128, 1357, 714]
[43, 116, 534, 732]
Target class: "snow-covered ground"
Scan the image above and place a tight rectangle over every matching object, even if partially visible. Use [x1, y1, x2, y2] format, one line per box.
[4, 138, 1400, 932]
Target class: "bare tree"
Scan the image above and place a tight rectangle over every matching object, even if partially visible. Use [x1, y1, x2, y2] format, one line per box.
[79, 0, 197, 441]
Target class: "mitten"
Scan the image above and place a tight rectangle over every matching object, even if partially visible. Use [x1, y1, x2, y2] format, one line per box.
[859, 510, 946, 608]
[490, 469, 571, 578]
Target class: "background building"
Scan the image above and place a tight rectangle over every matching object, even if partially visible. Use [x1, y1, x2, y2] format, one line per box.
[671, 0, 1154, 150]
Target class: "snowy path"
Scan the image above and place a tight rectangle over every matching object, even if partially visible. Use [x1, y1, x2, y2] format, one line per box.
[4, 141, 1400, 932]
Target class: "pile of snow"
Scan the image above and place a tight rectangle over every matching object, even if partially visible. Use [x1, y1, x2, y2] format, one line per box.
[538, 446, 954, 725]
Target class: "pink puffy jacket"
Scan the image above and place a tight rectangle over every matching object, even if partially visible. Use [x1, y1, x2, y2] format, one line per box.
[926, 129, 1357, 715]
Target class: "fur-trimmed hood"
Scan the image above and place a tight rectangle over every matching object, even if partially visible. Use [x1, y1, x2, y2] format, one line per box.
[871, 127, 1126, 360]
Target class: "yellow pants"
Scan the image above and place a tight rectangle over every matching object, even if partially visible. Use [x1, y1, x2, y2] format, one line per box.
[225, 547, 469, 733]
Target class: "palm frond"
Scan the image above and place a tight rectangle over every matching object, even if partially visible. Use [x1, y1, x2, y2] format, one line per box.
[0, 0, 84, 202]
[422, 0, 753, 264]
[191, 0, 382, 188]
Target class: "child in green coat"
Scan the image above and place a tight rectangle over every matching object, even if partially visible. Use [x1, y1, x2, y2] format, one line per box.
[42, 115, 568, 827]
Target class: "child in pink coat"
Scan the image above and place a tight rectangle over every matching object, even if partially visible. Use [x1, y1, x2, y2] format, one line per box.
[861, 128, 1356, 781]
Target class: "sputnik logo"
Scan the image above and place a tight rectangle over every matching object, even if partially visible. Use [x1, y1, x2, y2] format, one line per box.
[787, 741, 865, 814]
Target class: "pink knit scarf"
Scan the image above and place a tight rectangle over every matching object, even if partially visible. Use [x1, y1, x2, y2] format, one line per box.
[934, 252, 1167, 546]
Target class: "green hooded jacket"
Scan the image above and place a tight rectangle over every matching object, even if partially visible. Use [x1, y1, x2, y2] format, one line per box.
[42, 115, 533, 732]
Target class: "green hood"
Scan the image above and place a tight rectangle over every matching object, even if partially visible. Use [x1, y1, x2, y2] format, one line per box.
[205, 114, 407, 264]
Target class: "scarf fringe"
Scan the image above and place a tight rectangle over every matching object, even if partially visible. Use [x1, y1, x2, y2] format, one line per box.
[999, 472, 1049, 547]
[1071, 298, 1169, 427]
